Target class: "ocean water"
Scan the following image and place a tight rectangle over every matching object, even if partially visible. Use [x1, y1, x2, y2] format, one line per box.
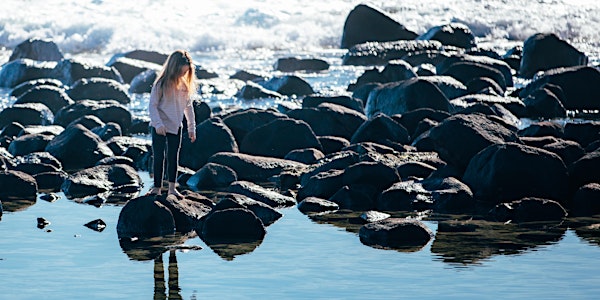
[2, 1, 600, 299]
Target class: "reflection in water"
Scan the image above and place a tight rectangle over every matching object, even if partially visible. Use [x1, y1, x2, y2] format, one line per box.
[119, 233, 195, 261]
[204, 240, 263, 261]
[1, 197, 36, 212]
[154, 250, 182, 300]
[570, 217, 600, 246]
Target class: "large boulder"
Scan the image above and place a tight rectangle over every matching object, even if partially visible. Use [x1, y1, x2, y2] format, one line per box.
[14, 85, 74, 114]
[106, 56, 161, 83]
[67, 77, 131, 104]
[441, 61, 507, 93]
[349, 60, 417, 91]
[199, 208, 266, 244]
[228, 180, 296, 208]
[158, 195, 212, 233]
[260, 75, 314, 96]
[116, 195, 175, 239]
[9, 38, 63, 62]
[297, 196, 340, 214]
[488, 197, 568, 223]
[0, 59, 57, 88]
[297, 169, 346, 201]
[107, 49, 168, 66]
[417, 23, 476, 49]
[350, 113, 410, 149]
[302, 95, 364, 114]
[343, 40, 443, 66]
[519, 33, 588, 79]
[8, 133, 54, 156]
[54, 100, 132, 134]
[463, 142, 569, 204]
[186, 162, 238, 190]
[569, 151, 600, 191]
[359, 218, 433, 250]
[0, 103, 54, 129]
[0, 170, 38, 202]
[45, 124, 114, 171]
[214, 193, 283, 226]
[53, 58, 123, 85]
[436, 54, 514, 88]
[128, 69, 157, 94]
[340, 4, 417, 49]
[10, 78, 64, 98]
[61, 163, 141, 200]
[569, 183, 600, 217]
[274, 57, 329, 72]
[179, 117, 238, 171]
[343, 161, 400, 191]
[240, 118, 322, 158]
[222, 108, 287, 145]
[420, 113, 520, 170]
[287, 103, 367, 140]
[208, 152, 308, 183]
[365, 78, 452, 118]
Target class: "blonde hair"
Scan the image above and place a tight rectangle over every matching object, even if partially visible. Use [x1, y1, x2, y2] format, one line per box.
[154, 49, 197, 99]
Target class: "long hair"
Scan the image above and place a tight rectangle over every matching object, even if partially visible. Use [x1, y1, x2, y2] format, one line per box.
[154, 49, 197, 99]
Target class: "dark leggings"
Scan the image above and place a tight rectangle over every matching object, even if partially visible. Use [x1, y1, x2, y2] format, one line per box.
[151, 127, 182, 188]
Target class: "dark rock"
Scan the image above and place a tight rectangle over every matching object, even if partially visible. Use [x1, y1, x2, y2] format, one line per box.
[45, 124, 114, 171]
[359, 218, 433, 249]
[230, 70, 265, 82]
[96, 156, 135, 167]
[228, 180, 296, 208]
[53, 59, 123, 85]
[569, 183, 600, 217]
[422, 176, 475, 213]
[158, 195, 212, 233]
[260, 75, 314, 96]
[340, 4, 417, 49]
[187, 162, 238, 190]
[67, 77, 131, 104]
[200, 208, 266, 244]
[365, 77, 452, 118]
[195, 65, 219, 79]
[61, 164, 141, 199]
[520, 136, 559, 149]
[14, 85, 73, 114]
[377, 180, 427, 211]
[222, 108, 287, 145]
[10, 78, 64, 98]
[417, 23, 476, 49]
[240, 118, 322, 158]
[193, 100, 212, 126]
[54, 100, 132, 134]
[422, 113, 519, 170]
[343, 40, 442, 66]
[569, 151, 600, 191]
[236, 81, 282, 99]
[463, 142, 569, 204]
[0, 59, 57, 88]
[522, 85, 567, 118]
[8, 133, 54, 156]
[349, 60, 417, 91]
[502, 45, 523, 71]
[360, 210, 391, 223]
[396, 161, 436, 179]
[351, 113, 410, 149]
[302, 96, 364, 114]
[520, 33, 587, 79]
[18, 125, 64, 137]
[116, 195, 175, 239]
[106, 56, 161, 83]
[274, 57, 329, 72]
[564, 122, 600, 148]
[34, 171, 68, 191]
[287, 103, 367, 140]
[208, 152, 308, 183]
[0, 170, 38, 201]
[318, 136, 350, 155]
[518, 121, 564, 138]
[418, 76, 469, 100]
[343, 161, 400, 191]
[436, 53, 514, 88]
[215, 193, 282, 226]
[108, 49, 168, 66]
[541, 139, 585, 166]
[488, 197, 567, 223]
[451, 94, 525, 119]
[66, 115, 105, 131]
[297, 196, 339, 214]
[329, 184, 377, 211]
[128, 69, 157, 93]
[179, 117, 238, 170]
[298, 169, 345, 201]
[393, 108, 450, 139]
[9, 38, 63, 62]
[0, 103, 54, 129]
[92, 122, 122, 141]
[284, 148, 324, 165]
[466, 77, 504, 96]
[84, 219, 107, 232]
[441, 61, 507, 92]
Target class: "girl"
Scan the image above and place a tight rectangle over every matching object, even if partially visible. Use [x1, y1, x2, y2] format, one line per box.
[148, 50, 197, 198]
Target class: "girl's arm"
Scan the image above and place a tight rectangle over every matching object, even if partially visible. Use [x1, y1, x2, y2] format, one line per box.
[183, 97, 196, 142]
[148, 84, 165, 131]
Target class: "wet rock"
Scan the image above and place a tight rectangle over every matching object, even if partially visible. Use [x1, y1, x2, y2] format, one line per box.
[520, 66, 600, 111]
[377, 180, 429, 211]
[274, 57, 329, 72]
[0, 170, 38, 201]
[10, 78, 64, 98]
[34, 171, 68, 192]
[106, 56, 161, 83]
[0, 103, 54, 129]
[359, 218, 433, 250]
[158, 195, 212, 233]
[208, 152, 308, 183]
[417, 23, 475, 49]
[240, 118, 322, 158]
[284, 148, 324, 165]
[54, 100, 132, 134]
[128, 69, 157, 93]
[489, 197, 567, 223]
[14, 85, 73, 114]
[199, 208, 266, 244]
[569, 151, 600, 191]
[45, 124, 113, 171]
[0, 59, 57, 88]
[349, 60, 417, 91]
[260, 75, 314, 96]
[463, 142, 569, 204]
[341, 4, 417, 49]
[228, 180, 296, 208]
[520, 33, 587, 79]
[96, 156, 135, 168]
[179, 117, 238, 170]
[302, 95, 364, 114]
[187, 162, 238, 190]
[9, 38, 63, 62]
[569, 183, 600, 217]
[61, 163, 141, 199]
[343, 40, 442, 66]
[8, 133, 54, 156]
[53, 58, 123, 85]
[84, 219, 107, 232]
[67, 77, 131, 104]
[421, 113, 519, 170]
[297, 196, 339, 214]
[350, 113, 410, 149]
[92, 122, 122, 141]
[365, 77, 452, 118]
[330, 184, 378, 211]
[287, 103, 367, 140]
[215, 193, 282, 226]
[360, 210, 390, 223]
[116, 195, 176, 239]
[298, 169, 346, 201]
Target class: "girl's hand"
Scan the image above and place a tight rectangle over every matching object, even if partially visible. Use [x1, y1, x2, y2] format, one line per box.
[155, 126, 167, 136]
[189, 131, 196, 143]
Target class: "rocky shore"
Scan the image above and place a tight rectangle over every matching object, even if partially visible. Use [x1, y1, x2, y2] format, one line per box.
[1, 4, 599, 260]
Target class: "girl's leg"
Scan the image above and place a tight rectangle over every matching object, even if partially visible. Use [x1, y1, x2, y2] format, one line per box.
[165, 128, 183, 197]
[151, 127, 167, 194]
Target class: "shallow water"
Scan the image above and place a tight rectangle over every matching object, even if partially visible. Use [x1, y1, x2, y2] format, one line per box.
[1, 172, 600, 299]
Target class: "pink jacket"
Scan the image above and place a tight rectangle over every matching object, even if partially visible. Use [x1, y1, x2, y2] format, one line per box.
[148, 82, 196, 135]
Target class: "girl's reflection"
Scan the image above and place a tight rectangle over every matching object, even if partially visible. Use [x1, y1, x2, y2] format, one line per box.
[154, 250, 182, 300]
